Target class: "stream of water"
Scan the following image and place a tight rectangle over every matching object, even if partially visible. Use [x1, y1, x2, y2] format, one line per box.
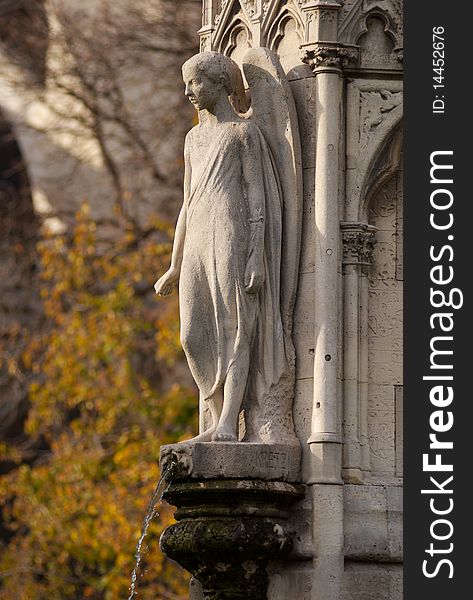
[127, 466, 171, 600]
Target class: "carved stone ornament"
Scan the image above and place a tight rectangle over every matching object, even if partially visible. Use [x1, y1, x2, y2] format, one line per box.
[345, 79, 402, 222]
[199, 34, 212, 52]
[154, 48, 303, 447]
[302, 43, 359, 70]
[341, 223, 377, 265]
[359, 90, 402, 152]
[241, 0, 257, 17]
[214, 0, 228, 26]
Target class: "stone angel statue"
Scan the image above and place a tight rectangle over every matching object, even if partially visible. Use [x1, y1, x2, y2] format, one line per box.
[154, 49, 302, 446]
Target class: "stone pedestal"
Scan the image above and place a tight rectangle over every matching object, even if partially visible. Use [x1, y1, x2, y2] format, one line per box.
[161, 478, 304, 600]
[159, 443, 303, 599]
[160, 442, 301, 482]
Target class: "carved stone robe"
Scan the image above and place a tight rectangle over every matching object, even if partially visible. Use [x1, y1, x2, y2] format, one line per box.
[180, 119, 287, 408]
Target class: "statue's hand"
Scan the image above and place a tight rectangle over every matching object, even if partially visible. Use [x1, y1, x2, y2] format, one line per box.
[244, 258, 264, 294]
[154, 267, 179, 297]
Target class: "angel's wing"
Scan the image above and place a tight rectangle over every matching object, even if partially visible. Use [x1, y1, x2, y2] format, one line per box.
[242, 47, 303, 338]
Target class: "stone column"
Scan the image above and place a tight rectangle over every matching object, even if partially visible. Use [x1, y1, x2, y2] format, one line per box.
[301, 5, 358, 599]
[301, 6, 359, 485]
[341, 223, 376, 482]
[359, 256, 372, 472]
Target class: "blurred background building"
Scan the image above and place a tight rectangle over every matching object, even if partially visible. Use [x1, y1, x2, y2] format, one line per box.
[0, 0, 200, 439]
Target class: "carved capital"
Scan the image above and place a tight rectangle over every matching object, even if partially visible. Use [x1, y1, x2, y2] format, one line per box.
[341, 223, 377, 266]
[302, 43, 359, 71]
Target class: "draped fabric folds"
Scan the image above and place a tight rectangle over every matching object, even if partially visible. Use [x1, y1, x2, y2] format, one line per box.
[179, 120, 287, 406]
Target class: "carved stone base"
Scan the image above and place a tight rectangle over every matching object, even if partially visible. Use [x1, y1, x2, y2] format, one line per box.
[160, 442, 301, 483]
[160, 478, 304, 600]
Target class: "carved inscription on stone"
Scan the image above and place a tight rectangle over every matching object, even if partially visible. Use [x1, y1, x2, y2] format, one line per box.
[368, 409, 395, 472]
[257, 450, 288, 470]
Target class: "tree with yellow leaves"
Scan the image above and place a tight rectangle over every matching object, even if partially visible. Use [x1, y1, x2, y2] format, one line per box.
[0, 206, 197, 599]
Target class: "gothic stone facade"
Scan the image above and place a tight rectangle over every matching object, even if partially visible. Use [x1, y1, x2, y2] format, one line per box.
[198, 2, 403, 599]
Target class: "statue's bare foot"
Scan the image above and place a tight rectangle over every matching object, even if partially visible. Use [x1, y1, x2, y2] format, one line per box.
[212, 427, 237, 442]
[161, 427, 216, 450]
[181, 426, 216, 444]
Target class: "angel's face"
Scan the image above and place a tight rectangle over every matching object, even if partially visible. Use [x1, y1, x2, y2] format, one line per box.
[182, 66, 222, 112]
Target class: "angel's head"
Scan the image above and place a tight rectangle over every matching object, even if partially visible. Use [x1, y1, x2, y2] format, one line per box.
[182, 52, 248, 114]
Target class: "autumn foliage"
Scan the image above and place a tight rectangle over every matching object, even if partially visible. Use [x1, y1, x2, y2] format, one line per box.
[0, 206, 197, 599]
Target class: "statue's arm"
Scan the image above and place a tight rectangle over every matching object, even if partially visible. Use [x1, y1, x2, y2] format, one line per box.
[242, 126, 265, 294]
[154, 136, 191, 296]
[169, 203, 187, 270]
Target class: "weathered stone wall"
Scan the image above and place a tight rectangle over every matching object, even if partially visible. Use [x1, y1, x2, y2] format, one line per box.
[368, 168, 403, 479]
